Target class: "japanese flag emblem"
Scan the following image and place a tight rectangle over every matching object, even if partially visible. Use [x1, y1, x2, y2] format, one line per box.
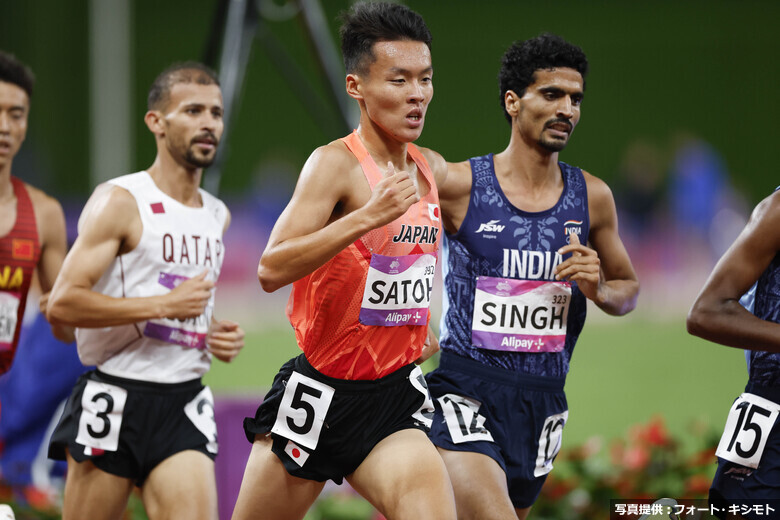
[284, 440, 310, 467]
[428, 203, 440, 222]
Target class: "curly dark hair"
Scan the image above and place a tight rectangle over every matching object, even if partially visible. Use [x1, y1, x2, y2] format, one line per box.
[0, 51, 35, 99]
[147, 61, 220, 111]
[339, 2, 432, 75]
[498, 33, 588, 124]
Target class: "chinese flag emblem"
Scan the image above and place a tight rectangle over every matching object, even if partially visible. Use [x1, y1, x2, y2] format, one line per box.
[12, 239, 34, 260]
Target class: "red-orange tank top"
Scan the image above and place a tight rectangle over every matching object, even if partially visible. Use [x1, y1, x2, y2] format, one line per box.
[0, 177, 41, 374]
[287, 131, 442, 380]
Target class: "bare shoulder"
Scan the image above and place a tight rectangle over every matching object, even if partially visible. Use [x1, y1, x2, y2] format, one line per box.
[415, 145, 447, 185]
[85, 182, 137, 217]
[24, 182, 65, 222]
[78, 182, 140, 235]
[745, 190, 780, 246]
[294, 140, 364, 203]
[447, 159, 472, 179]
[24, 183, 67, 247]
[440, 159, 472, 200]
[752, 189, 780, 222]
[304, 140, 360, 178]
[581, 168, 614, 204]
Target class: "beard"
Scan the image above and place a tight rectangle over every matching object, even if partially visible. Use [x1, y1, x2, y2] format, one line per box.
[538, 135, 568, 152]
[184, 147, 216, 168]
[183, 132, 219, 168]
[538, 119, 573, 152]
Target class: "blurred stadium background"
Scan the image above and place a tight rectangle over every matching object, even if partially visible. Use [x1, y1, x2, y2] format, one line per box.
[2, 0, 779, 518]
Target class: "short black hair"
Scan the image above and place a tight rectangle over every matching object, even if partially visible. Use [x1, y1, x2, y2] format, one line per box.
[0, 51, 35, 99]
[339, 2, 432, 75]
[147, 61, 220, 111]
[498, 33, 588, 124]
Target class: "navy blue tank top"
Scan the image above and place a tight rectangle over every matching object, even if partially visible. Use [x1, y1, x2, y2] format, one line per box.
[439, 154, 589, 377]
[739, 192, 780, 387]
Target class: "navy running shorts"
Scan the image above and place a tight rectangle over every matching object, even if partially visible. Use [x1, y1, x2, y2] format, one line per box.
[709, 382, 780, 519]
[426, 351, 568, 509]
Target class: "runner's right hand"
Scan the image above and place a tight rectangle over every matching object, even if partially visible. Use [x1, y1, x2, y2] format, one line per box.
[162, 270, 214, 320]
[363, 161, 419, 227]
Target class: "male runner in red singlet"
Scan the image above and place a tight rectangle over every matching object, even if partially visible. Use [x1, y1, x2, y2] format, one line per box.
[0, 51, 70, 377]
[232, 3, 456, 520]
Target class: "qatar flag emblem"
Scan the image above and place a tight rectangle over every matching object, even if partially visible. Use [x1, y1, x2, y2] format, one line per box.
[284, 440, 310, 467]
[428, 204, 440, 222]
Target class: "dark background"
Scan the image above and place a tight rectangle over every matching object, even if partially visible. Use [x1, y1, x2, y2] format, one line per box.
[2, 0, 778, 204]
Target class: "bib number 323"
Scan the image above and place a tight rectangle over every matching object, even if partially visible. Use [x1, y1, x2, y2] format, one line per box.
[715, 392, 780, 469]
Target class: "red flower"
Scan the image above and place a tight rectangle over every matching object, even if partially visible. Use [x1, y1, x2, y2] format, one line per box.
[623, 445, 651, 471]
[684, 474, 712, 497]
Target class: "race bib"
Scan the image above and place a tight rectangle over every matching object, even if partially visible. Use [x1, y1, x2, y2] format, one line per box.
[715, 392, 780, 469]
[271, 371, 335, 451]
[184, 386, 218, 454]
[409, 366, 434, 428]
[144, 272, 211, 349]
[75, 380, 128, 452]
[0, 291, 21, 350]
[437, 393, 494, 444]
[359, 253, 436, 327]
[472, 277, 570, 353]
[534, 410, 568, 476]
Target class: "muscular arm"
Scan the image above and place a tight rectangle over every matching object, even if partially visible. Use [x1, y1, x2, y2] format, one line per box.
[47, 185, 213, 327]
[437, 160, 472, 234]
[556, 172, 639, 316]
[30, 188, 74, 342]
[687, 192, 780, 352]
[257, 143, 419, 292]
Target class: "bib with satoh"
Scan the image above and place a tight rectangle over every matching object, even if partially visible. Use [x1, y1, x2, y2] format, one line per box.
[471, 276, 570, 352]
[359, 252, 436, 327]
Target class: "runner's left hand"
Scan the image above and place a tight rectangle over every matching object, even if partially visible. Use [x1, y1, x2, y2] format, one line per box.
[415, 326, 440, 365]
[207, 319, 245, 363]
[555, 232, 602, 302]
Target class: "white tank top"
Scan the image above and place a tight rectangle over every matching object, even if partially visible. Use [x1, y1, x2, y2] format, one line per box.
[76, 171, 228, 383]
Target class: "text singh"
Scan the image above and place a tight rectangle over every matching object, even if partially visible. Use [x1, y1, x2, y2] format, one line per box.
[480, 303, 565, 330]
[502, 249, 562, 280]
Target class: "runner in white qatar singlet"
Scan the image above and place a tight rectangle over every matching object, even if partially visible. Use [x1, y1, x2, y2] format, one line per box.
[76, 171, 228, 383]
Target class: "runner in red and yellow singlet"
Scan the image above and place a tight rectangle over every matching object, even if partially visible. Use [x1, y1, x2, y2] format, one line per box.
[0, 52, 70, 379]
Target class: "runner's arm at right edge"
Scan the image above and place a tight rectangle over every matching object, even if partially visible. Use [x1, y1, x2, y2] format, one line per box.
[688, 190, 780, 353]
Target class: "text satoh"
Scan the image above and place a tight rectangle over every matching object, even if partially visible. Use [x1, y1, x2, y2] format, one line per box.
[359, 252, 437, 327]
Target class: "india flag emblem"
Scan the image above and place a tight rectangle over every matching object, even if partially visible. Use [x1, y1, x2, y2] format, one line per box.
[563, 220, 582, 236]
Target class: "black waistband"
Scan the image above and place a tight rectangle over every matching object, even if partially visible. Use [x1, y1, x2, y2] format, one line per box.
[295, 354, 416, 394]
[439, 352, 565, 392]
[93, 369, 203, 393]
